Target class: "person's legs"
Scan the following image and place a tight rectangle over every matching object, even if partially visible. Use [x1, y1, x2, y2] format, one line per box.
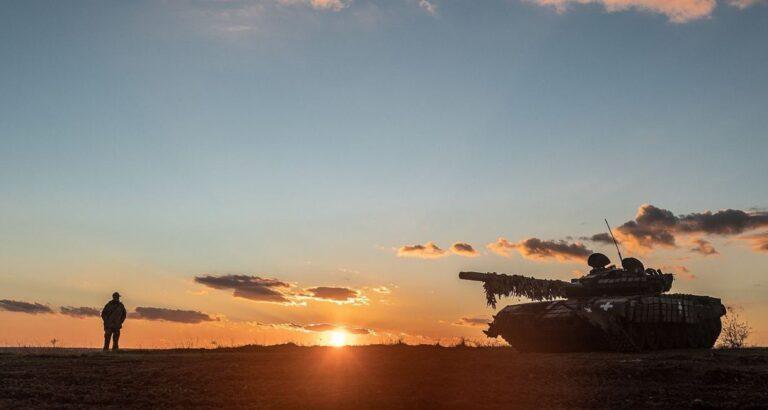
[103, 330, 112, 351]
[112, 330, 120, 351]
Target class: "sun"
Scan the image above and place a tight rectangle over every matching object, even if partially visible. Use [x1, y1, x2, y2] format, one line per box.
[329, 331, 347, 347]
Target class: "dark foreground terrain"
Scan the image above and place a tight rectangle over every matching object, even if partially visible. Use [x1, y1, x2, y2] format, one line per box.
[1, 346, 767, 409]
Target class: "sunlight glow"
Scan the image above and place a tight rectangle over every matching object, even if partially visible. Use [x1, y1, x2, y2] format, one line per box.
[329, 331, 347, 347]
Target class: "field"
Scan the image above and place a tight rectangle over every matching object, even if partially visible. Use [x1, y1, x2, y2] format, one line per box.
[1, 346, 767, 409]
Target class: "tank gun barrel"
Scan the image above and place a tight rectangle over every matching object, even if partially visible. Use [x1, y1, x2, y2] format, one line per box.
[458, 271, 498, 282]
[459, 271, 573, 308]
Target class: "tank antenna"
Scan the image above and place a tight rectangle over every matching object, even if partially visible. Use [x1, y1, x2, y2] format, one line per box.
[604, 219, 624, 262]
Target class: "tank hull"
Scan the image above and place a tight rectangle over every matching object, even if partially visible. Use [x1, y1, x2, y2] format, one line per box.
[486, 294, 725, 352]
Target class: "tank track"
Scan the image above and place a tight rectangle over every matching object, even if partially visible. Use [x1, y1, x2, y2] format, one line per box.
[491, 317, 722, 353]
[486, 295, 724, 352]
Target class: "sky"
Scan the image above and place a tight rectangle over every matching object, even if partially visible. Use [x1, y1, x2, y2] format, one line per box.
[1, 0, 767, 348]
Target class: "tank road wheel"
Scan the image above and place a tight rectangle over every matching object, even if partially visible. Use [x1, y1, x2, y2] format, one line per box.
[626, 324, 645, 352]
[500, 335, 529, 353]
[659, 325, 679, 350]
[674, 326, 689, 349]
[642, 325, 660, 351]
[686, 325, 703, 348]
[665, 326, 678, 348]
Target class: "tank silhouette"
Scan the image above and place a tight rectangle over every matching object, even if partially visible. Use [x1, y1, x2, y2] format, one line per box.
[460, 253, 726, 352]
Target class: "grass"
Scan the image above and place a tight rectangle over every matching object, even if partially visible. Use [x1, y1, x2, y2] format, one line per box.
[1, 346, 766, 408]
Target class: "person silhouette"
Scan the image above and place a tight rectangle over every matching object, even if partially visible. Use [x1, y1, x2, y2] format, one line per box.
[101, 292, 127, 351]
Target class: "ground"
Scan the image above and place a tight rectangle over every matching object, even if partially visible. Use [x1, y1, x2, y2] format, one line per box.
[1, 346, 767, 409]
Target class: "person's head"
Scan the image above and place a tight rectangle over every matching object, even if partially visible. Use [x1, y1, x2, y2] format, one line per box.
[112, 292, 120, 301]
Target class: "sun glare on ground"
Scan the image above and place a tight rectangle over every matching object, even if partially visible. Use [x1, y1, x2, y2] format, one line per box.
[329, 331, 347, 347]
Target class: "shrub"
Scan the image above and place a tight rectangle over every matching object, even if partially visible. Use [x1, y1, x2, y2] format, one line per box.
[718, 306, 751, 349]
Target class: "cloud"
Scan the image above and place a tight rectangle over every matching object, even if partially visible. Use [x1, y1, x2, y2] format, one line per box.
[450, 242, 479, 257]
[0, 299, 53, 314]
[195, 274, 369, 305]
[487, 237, 593, 261]
[580, 233, 616, 245]
[690, 238, 718, 256]
[397, 242, 477, 258]
[302, 286, 357, 301]
[278, 0, 351, 11]
[310, 0, 350, 11]
[301, 286, 367, 304]
[301, 323, 337, 332]
[186, 0, 359, 39]
[486, 238, 517, 257]
[661, 265, 696, 280]
[184, 0, 768, 38]
[130, 307, 218, 324]
[397, 242, 448, 259]
[615, 204, 678, 249]
[303, 323, 372, 334]
[419, 0, 438, 15]
[742, 231, 768, 253]
[370, 286, 392, 294]
[608, 204, 768, 253]
[527, 0, 717, 23]
[345, 327, 374, 335]
[265, 322, 374, 335]
[516, 238, 593, 261]
[60, 306, 100, 318]
[728, 0, 767, 9]
[453, 316, 491, 327]
[194, 274, 297, 304]
[676, 208, 768, 235]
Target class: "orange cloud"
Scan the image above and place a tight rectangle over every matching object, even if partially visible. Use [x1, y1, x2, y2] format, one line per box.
[614, 204, 678, 251]
[194, 274, 298, 305]
[690, 238, 719, 256]
[0, 299, 53, 314]
[487, 237, 592, 262]
[453, 316, 491, 327]
[60, 306, 100, 318]
[397, 242, 448, 259]
[487, 237, 517, 257]
[580, 233, 616, 245]
[528, 0, 717, 23]
[741, 231, 768, 253]
[661, 265, 696, 280]
[130, 307, 219, 324]
[370, 286, 392, 294]
[601, 204, 768, 254]
[450, 242, 479, 257]
[194, 274, 369, 306]
[300, 286, 368, 305]
[260, 322, 375, 335]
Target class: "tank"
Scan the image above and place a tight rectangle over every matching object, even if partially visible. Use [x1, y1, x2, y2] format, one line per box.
[459, 253, 726, 352]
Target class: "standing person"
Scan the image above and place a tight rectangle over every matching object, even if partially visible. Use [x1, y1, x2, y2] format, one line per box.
[101, 292, 127, 351]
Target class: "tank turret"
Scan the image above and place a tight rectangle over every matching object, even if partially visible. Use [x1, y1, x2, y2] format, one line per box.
[460, 253, 674, 307]
[459, 253, 725, 352]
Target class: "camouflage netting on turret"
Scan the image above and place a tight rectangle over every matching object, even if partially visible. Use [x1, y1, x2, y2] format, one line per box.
[482, 274, 569, 308]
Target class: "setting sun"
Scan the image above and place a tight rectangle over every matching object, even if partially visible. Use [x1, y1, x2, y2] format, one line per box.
[329, 331, 347, 347]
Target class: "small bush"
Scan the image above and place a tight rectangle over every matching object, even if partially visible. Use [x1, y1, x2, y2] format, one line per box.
[718, 306, 751, 349]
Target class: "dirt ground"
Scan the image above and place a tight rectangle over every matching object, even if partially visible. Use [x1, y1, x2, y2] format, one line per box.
[1, 346, 766, 409]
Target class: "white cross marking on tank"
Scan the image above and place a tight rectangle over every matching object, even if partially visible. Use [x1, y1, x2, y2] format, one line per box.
[584, 307, 592, 312]
[600, 302, 613, 311]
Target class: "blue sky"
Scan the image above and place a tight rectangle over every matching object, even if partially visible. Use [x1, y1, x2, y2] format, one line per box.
[1, 0, 767, 346]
